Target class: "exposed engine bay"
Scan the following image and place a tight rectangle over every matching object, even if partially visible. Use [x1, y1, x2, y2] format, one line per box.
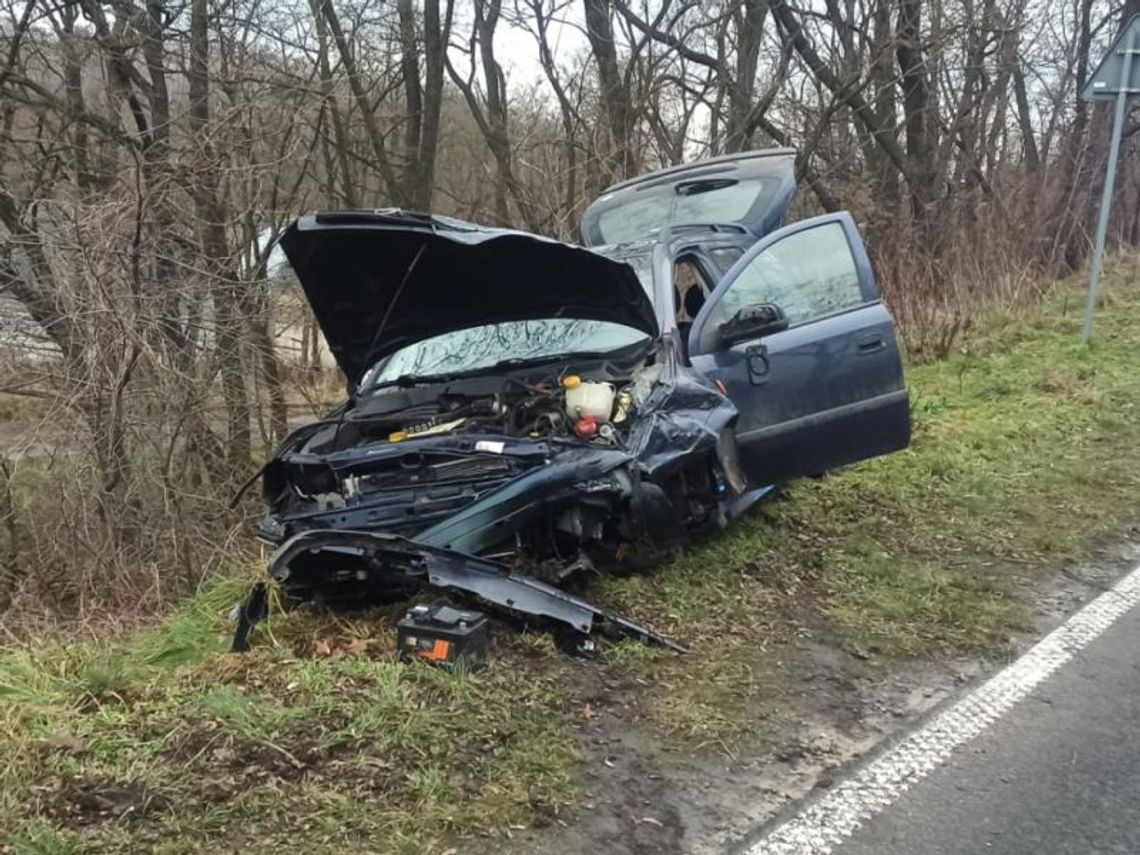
[248, 343, 753, 652]
[295, 366, 634, 456]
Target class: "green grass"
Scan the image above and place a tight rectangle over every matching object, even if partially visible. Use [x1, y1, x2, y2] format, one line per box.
[0, 586, 578, 853]
[4, 256, 1140, 849]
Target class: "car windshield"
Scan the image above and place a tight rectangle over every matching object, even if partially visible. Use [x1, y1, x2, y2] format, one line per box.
[596, 247, 655, 299]
[362, 319, 651, 387]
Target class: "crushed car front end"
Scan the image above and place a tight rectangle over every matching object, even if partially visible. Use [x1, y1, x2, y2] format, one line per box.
[243, 211, 749, 650]
[256, 345, 744, 647]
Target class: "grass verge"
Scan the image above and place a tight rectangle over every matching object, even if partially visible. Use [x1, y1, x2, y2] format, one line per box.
[3, 256, 1140, 851]
[1, 579, 577, 854]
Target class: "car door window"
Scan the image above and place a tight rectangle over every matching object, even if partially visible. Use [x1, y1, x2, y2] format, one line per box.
[707, 222, 864, 332]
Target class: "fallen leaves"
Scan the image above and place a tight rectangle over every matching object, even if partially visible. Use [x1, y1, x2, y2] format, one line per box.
[310, 636, 373, 660]
[342, 637, 369, 657]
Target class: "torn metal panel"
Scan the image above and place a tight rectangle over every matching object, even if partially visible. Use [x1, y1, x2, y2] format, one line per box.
[625, 343, 740, 479]
[413, 446, 634, 554]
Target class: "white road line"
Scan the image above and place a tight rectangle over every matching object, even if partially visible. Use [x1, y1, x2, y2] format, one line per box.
[743, 561, 1140, 855]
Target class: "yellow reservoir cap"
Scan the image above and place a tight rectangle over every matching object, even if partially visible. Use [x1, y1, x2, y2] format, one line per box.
[388, 431, 408, 443]
[561, 375, 582, 389]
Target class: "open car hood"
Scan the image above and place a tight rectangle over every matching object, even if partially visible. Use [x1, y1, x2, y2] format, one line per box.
[279, 211, 659, 385]
[579, 148, 797, 247]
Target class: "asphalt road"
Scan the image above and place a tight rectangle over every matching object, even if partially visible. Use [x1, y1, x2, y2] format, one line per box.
[834, 599, 1140, 855]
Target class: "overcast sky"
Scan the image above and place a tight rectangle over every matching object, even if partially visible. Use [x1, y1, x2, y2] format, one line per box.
[490, 4, 588, 90]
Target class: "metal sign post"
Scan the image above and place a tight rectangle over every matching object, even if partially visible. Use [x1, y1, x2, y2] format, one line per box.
[1079, 16, 1140, 344]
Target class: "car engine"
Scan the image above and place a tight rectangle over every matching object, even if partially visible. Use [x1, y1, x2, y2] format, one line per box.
[297, 370, 641, 454]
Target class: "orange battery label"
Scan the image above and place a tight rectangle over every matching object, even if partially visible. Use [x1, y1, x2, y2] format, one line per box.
[420, 638, 452, 662]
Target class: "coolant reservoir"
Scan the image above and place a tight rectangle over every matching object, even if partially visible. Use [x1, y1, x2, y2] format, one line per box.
[564, 381, 615, 422]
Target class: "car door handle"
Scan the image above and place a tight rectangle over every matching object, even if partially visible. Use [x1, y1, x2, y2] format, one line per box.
[746, 344, 770, 384]
[856, 334, 886, 354]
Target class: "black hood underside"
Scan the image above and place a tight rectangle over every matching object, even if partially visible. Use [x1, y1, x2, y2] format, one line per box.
[279, 211, 659, 385]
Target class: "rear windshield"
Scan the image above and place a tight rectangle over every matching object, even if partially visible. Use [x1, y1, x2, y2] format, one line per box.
[590, 177, 767, 245]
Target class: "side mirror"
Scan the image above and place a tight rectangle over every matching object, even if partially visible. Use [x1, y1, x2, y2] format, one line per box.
[717, 303, 788, 348]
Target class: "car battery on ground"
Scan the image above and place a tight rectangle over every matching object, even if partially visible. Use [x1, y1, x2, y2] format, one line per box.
[396, 603, 489, 670]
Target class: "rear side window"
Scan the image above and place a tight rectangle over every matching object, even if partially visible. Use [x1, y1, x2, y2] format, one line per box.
[707, 246, 744, 276]
[710, 222, 864, 329]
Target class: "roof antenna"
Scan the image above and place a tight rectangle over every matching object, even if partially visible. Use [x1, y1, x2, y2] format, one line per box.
[333, 240, 429, 449]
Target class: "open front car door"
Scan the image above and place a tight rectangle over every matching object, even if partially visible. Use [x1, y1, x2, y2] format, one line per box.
[687, 212, 910, 487]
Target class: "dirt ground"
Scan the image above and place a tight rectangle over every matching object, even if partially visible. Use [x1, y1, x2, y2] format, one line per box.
[493, 536, 1140, 855]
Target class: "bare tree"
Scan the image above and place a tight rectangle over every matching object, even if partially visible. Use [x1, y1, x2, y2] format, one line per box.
[0, 0, 1137, 622]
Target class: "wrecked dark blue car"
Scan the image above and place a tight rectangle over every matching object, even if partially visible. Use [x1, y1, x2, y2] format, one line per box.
[244, 150, 910, 651]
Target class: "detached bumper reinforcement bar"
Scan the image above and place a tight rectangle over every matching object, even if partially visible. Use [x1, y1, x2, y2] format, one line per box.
[233, 529, 687, 653]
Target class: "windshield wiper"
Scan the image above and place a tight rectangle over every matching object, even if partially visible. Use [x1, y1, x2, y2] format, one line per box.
[488, 351, 621, 370]
[379, 370, 479, 388]
[373, 361, 521, 387]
